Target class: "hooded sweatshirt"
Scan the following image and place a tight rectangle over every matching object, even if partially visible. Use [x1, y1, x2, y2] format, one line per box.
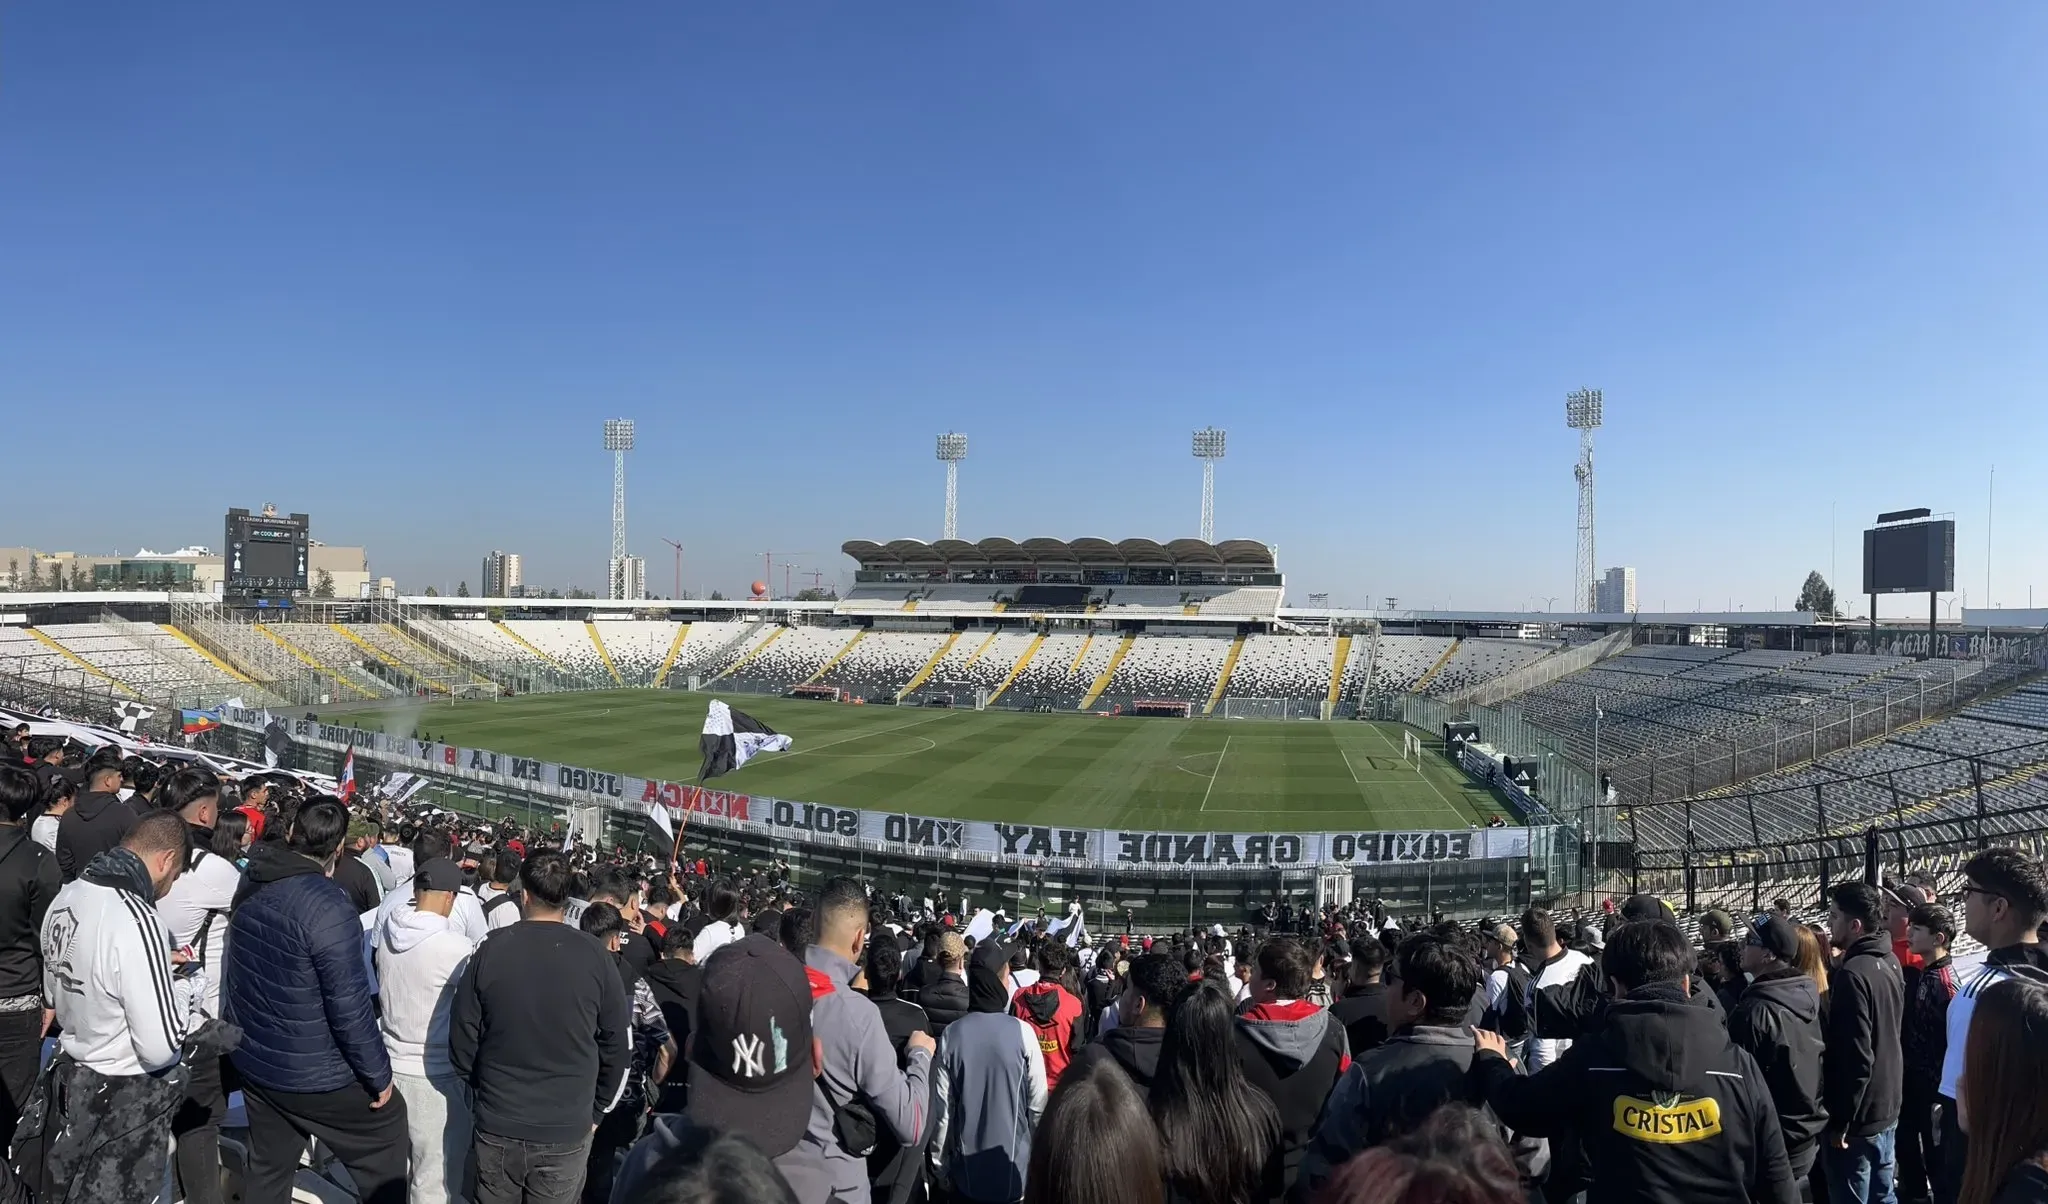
[54, 791, 136, 882]
[1728, 966, 1827, 1173]
[1235, 1000, 1351, 1198]
[1009, 980, 1082, 1089]
[375, 904, 475, 1077]
[1478, 983, 1797, 1204]
[930, 950, 1047, 1204]
[1071, 1023, 1164, 1092]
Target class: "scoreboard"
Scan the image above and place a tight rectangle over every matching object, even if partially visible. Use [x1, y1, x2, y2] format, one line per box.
[225, 506, 310, 597]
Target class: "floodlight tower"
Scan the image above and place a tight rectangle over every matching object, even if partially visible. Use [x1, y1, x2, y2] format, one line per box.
[1193, 427, 1226, 542]
[603, 418, 635, 599]
[936, 432, 968, 540]
[1565, 390, 1603, 612]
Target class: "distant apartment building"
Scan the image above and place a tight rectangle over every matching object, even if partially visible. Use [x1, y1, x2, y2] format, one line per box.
[1597, 566, 1638, 614]
[481, 550, 523, 598]
[608, 555, 645, 601]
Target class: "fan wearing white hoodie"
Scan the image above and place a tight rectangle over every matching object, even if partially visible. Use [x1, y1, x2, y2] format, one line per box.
[376, 857, 477, 1204]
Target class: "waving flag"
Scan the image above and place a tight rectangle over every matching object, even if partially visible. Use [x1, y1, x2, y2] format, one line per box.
[262, 717, 292, 768]
[338, 747, 356, 803]
[179, 709, 222, 736]
[697, 700, 793, 781]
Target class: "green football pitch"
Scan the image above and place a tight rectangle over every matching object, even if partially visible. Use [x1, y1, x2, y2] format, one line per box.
[339, 691, 1508, 833]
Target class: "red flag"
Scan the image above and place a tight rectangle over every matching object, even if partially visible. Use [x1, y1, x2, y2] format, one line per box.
[338, 747, 356, 804]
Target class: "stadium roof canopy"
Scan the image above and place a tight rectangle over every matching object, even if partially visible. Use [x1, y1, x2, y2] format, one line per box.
[841, 537, 1275, 571]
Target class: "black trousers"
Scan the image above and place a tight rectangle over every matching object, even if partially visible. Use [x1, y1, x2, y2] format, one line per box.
[0, 1007, 42, 1138]
[171, 1052, 228, 1204]
[581, 1104, 644, 1204]
[1898, 1087, 1943, 1203]
[242, 1080, 409, 1204]
[1934, 1096, 1966, 1204]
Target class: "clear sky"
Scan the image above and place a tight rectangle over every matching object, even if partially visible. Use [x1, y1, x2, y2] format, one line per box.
[3, 4, 2043, 614]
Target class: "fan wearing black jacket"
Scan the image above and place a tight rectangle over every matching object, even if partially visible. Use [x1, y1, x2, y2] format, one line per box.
[1070, 952, 1175, 1091]
[0, 766, 59, 1150]
[1822, 882, 1906, 1204]
[1475, 919, 1799, 1204]
[913, 934, 970, 1036]
[858, 935, 934, 1204]
[641, 927, 700, 1114]
[53, 757, 133, 881]
[1732, 916, 1829, 1178]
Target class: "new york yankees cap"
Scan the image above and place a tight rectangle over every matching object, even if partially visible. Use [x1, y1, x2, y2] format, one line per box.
[685, 933, 816, 1157]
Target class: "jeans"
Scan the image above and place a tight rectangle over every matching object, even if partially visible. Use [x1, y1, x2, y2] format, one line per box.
[1825, 1125, 1899, 1204]
[394, 1070, 474, 1204]
[471, 1130, 590, 1204]
[242, 1080, 411, 1204]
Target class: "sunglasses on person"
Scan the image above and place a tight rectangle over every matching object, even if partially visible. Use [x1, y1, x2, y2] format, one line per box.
[1960, 884, 2006, 905]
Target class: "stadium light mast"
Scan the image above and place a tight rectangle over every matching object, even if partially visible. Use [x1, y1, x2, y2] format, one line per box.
[604, 418, 635, 599]
[936, 432, 968, 540]
[1565, 390, 1602, 612]
[1193, 427, 1226, 542]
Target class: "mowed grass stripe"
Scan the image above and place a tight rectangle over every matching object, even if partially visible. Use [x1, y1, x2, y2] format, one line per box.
[330, 691, 1509, 833]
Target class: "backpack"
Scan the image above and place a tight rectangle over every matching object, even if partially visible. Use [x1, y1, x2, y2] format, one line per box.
[1481, 963, 1533, 1041]
[482, 892, 520, 921]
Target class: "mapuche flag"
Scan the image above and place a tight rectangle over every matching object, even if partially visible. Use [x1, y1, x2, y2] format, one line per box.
[698, 700, 792, 781]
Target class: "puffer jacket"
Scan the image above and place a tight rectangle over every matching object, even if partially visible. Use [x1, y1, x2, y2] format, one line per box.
[1010, 981, 1083, 1089]
[918, 975, 971, 1035]
[222, 843, 391, 1094]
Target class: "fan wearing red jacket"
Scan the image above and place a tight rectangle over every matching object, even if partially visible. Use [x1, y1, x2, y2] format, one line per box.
[1010, 942, 1084, 1088]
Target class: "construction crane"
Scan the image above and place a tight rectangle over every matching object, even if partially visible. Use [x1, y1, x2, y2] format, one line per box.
[758, 552, 814, 600]
[660, 538, 684, 599]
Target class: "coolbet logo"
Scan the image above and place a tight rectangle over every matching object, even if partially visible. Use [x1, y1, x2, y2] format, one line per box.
[1612, 1094, 1722, 1144]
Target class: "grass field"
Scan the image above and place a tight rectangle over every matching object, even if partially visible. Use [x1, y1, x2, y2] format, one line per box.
[341, 691, 1507, 833]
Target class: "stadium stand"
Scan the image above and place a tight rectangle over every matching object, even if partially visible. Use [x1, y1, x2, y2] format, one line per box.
[1217, 633, 1342, 701]
[713, 625, 859, 691]
[502, 619, 616, 683]
[34, 622, 238, 696]
[912, 630, 1040, 702]
[1000, 631, 1120, 709]
[814, 629, 954, 698]
[250, 622, 396, 698]
[1095, 633, 1235, 708]
[1422, 638, 1557, 696]
[0, 625, 117, 694]
[1630, 681, 2048, 851]
[586, 619, 682, 686]
[1368, 634, 1456, 694]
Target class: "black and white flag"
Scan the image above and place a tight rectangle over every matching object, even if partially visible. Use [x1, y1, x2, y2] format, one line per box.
[698, 700, 793, 781]
[644, 797, 677, 849]
[262, 716, 292, 768]
[113, 701, 155, 735]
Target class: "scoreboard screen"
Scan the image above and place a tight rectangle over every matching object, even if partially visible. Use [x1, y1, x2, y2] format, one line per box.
[226, 507, 310, 595]
[1862, 519, 1955, 596]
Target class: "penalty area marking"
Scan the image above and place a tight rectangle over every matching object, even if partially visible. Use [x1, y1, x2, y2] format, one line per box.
[802, 735, 940, 759]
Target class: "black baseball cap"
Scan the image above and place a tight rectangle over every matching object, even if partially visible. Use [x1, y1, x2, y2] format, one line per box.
[1746, 915, 1801, 963]
[415, 857, 463, 894]
[685, 934, 815, 1157]
[1620, 894, 1676, 922]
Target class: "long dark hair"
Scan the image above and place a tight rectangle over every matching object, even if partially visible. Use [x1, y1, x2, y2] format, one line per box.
[1023, 1057, 1163, 1204]
[1960, 976, 2048, 1204]
[1318, 1104, 1523, 1204]
[1150, 980, 1279, 1204]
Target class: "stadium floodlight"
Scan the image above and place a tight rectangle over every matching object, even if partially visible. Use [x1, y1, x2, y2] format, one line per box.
[936, 432, 968, 540]
[1193, 427, 1226, 542]
[603, 419, 636, 598]
[1564, 390, 1602, 612]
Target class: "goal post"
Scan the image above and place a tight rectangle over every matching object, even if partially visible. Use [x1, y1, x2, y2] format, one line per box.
[1400, 731, 1423, 768]
[1221, 697, 1290, 721]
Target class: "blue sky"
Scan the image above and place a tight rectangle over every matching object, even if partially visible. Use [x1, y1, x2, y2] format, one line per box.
[3, 4, 2043, 614]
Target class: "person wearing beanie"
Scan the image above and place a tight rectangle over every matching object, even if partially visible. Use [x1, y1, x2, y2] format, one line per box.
[1732, 915, 1828, 1179]
[929, 941, 1047, 1204]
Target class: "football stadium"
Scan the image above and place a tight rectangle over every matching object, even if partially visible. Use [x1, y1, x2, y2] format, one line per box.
[4, 518, 2046, 922]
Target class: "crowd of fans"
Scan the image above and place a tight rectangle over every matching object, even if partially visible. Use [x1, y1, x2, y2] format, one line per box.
[0, 721, 2046, 1204]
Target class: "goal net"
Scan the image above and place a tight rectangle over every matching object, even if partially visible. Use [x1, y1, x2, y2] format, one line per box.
[1400, 731, 1424, 768]
[1221, 698, 1291, 721]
